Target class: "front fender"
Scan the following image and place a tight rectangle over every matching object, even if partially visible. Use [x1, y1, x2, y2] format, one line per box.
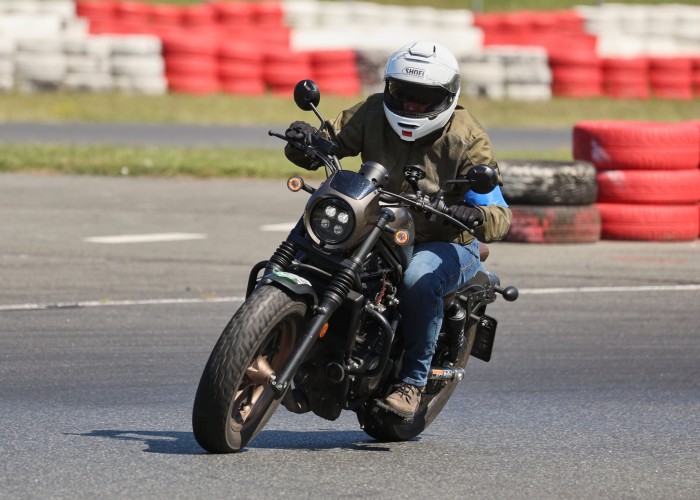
[257, 270, 319, 308]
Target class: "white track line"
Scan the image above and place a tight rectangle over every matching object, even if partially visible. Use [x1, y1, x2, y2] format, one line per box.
[84, 233, 207, 244]
[260, 223, 297, 232]
[1, 284, 698, 312]
[519, 284, 700, 295]
[0, 296, 246, 312]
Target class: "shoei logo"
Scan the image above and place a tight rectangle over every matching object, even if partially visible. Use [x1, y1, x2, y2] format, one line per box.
[403, 67, 425, 77]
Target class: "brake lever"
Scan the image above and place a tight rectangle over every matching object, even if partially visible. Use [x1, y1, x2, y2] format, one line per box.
[269, 130, 314, 154]
[377, 189, 475, 234]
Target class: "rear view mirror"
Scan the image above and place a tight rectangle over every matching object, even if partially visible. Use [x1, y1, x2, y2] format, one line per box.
[294, 80, 320, 111]
[467, 164, 499, 194]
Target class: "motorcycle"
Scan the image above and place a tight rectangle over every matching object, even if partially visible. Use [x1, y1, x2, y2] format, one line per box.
[192, 80, 518, 453]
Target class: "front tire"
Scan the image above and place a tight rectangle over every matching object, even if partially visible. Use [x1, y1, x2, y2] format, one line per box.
[192, 286, 307, 453]
[361, 322, 477, 442]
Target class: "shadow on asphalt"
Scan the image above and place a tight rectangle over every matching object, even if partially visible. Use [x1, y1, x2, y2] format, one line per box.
[67, 429, 395, 454]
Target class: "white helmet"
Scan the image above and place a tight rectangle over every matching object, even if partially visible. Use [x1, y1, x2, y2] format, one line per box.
[383, 41, 461, 142]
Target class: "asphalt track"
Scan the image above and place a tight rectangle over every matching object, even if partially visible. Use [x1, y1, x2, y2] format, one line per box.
[0, 122, 571, 151]
[1, 174, 699, 499]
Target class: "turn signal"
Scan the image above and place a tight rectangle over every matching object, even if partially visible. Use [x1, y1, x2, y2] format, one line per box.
[287, 176, 304, 192]
[394, 229, 410, 246]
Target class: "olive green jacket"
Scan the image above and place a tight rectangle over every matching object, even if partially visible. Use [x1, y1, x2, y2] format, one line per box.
[285, 93, 512, 244]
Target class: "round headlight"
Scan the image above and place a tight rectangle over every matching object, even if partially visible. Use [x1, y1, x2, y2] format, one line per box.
[310, 199, 355, 245]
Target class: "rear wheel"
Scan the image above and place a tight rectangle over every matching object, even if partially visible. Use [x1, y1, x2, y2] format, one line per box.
[192, 286, 307, 453]
[361, 322, 477, 442]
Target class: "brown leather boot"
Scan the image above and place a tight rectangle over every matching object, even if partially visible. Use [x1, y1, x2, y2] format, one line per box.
[377, 383, 422, 419]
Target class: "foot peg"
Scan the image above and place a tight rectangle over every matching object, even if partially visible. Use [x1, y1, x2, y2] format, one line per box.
[428, 367, 465, 381]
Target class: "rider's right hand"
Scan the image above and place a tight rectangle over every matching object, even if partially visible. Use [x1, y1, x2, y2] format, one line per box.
[285, 121, 316, 142]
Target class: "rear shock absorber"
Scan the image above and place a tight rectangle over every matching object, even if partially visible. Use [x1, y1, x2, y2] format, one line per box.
[444, 303, 467, 365]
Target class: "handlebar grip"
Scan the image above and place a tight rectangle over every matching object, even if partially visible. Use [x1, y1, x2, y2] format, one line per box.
[434, 198, 451, 215]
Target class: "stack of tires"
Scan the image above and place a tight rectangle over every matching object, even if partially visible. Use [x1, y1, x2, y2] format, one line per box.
[573, 120, 700, 241]
[310, 49, 360, 97]
[649, 57, 694, 100]
[162, 33, 219, 94]
[499, 160, 601, 244]
[601, 57, 649, 99]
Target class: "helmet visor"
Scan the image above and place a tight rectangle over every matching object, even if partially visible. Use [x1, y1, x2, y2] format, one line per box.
[387, 80, 451, 107]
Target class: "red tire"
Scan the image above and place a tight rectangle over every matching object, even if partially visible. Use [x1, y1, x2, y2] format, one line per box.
[162, 31, 219, 57]
[150, 4, 183, 27]
[219, 61, 263, 80]
[551, 65, 603, 97]
[314, 77, 361, 96]
[649, 57, 693, 100]
[165, 55, 218, 76]
[76, 0, 117, 20]
[168, 75, 220, 94]
[115, 1, 150, 24]
[602, 57, 649, 99]
[687, 120, 700, 168]
[504, 205, 601, 244]
[310, 49, 357, 65]
[597, 169, 700, 204]
[219, 41, 264, 64]
[597, 203, 699, 241]
[214, 1, 253, 27]
[182, 4, 216, 27]
[573, 120, 700, 170]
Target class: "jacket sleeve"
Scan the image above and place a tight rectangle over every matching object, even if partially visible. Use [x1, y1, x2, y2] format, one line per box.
[476, 204, 512, 242]
[457, 123, 511, 243]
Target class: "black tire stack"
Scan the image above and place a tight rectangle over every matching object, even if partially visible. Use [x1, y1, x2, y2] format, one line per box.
[498, 160, 601, 244]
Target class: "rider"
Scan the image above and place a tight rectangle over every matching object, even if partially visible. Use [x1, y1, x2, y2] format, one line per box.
[284, 41, 511, 419]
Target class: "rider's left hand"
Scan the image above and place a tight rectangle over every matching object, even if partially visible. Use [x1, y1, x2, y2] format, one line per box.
[448, 203, 485, 229]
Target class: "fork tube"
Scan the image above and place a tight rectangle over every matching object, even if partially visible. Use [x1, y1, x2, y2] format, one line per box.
[270, 213, 393, 396]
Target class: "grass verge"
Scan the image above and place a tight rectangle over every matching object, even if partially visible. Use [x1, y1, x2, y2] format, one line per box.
[2, 93, 698, 129]
[0, 144, 573, 178]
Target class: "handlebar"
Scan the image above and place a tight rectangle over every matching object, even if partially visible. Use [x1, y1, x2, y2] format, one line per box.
[377, 189, 479, 235]
[271, 128, 481, 235]
[269, 130, 342, 174]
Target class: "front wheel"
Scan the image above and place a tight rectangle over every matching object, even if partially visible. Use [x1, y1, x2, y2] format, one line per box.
[192, 286, 307, 453]
[360, 322, 477, 442]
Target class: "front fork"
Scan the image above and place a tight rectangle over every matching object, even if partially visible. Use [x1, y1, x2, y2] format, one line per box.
[269, 210, 395, 396]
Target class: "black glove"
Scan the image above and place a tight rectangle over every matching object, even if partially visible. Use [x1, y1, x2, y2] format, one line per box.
[285, 120, 316, 141]
[448, 203, 485, 230]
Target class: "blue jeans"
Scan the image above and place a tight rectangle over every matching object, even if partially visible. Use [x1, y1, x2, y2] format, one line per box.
[398, 239, 484, 387]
